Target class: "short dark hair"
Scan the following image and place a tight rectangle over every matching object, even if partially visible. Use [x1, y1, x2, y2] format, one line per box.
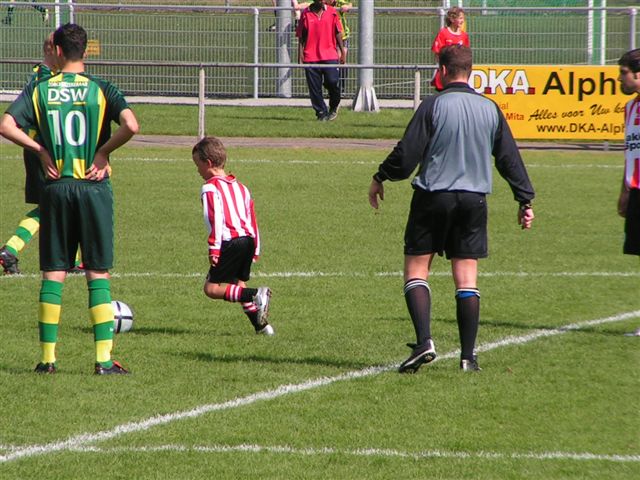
[53, 23, 87, 61]
[619, 48, 640, 73]
[192, 136, 227, 168]
[439, 44, 472, 78]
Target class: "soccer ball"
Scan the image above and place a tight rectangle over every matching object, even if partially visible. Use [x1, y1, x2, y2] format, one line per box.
[112, 300, 134, 334]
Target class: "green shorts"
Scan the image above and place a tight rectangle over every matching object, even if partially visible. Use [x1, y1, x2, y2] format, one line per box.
[39, 178, 114, 271]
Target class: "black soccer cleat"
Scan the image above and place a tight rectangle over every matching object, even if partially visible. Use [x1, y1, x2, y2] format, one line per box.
[398, 339, 437, 374]
[0, 246, 20, 274]
[34, 362, 56, 374]
[460, 357, 482, 372]
[95, 360, 129, 375]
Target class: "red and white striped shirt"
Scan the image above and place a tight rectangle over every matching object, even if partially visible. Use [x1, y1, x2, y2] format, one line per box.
[624, 96, 640, 189]
[200, 175, 260, 258]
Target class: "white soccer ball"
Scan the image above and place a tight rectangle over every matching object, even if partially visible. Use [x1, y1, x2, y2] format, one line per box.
[112, 300, 134, 334]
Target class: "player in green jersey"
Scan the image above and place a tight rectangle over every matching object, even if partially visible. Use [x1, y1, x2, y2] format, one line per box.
[0, 23, 139, 375]
[0, 34, 57, 275]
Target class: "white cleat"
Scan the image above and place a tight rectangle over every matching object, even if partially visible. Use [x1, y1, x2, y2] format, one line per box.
[256, 324, 275, 336]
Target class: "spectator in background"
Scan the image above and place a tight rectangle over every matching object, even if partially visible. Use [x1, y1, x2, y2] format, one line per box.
[296, 0, 346, 121]
[430, 6, 469, 91]
[327, 0, 352, 95]
[617, 48, 640, 337]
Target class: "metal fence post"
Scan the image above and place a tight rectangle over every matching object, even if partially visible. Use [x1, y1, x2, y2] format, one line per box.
[413, 69, 420, 111]
[276, 0, 292, 98]
[253, 8, 260, 99]
[630, 8, 637, 51]
[353, 0, 379, 112]
[198, 67, 205, 140]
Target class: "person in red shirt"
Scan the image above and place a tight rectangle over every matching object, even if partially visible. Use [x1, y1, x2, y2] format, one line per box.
[431, 7, 470, 91]
[296, 0, 346, 121]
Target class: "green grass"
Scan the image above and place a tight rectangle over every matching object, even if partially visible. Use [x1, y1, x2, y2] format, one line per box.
[0, 144, 639, 479]
[0, 102, 415, 138]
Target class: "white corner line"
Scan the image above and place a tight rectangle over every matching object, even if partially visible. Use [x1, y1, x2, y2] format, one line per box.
[62, 444, 640, 463]
[1, 310, 639, 465]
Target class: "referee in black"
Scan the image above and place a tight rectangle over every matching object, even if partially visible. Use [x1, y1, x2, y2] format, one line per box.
[368, 45, 535, 373]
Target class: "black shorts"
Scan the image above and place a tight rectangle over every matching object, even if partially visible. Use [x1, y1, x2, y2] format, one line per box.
[404, 189, 488, 260]
[206, 236, 255, 284]
[624, 188, 640, 256]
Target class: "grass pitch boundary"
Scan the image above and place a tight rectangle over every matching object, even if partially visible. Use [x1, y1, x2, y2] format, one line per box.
[1, 310, 638, 465]
[0, 270, 638, 282]
[0, 154, 623, 169]
[2, 443, 638, 464]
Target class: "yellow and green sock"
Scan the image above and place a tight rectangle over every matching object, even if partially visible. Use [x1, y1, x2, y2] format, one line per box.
[5, 207, 40, 257]
[88, 279, 114, 368]
[38, 279, 63, 364]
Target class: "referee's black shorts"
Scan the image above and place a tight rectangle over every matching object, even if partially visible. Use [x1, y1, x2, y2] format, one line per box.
[624, 188, 640, 256]
[207, 236, 256, 284]
[404, 189, 488, 260]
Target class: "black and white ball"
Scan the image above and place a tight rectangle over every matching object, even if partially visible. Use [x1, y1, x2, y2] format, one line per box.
[112, 300, 134, 333]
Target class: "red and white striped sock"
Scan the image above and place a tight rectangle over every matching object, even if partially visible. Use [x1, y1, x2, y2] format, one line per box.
[224, 284, 243, 302]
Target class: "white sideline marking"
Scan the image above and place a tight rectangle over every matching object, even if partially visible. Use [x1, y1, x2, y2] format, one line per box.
[1, 270, 638, 282]
[0, 154, 622, 168]
[61, 444, 640, 463]
[1, 310, 638, 465]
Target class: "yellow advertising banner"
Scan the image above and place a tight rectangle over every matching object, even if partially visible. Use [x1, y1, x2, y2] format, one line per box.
[470, 66, 630, 140]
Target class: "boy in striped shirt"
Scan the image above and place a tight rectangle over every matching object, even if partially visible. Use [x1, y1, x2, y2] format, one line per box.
[192, 137, 274, 335]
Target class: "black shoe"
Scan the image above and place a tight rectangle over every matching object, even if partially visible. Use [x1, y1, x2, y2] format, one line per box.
[0, 246, 20, 274]
[317, 113, 329, 121]
[95, 360, 129, 375]
[327, 109, 338, 121]
[460, 357, 481, 372]
[267, 24, 276, 32]
[34, 362, 56, 374]
[398, 339, 436, 374]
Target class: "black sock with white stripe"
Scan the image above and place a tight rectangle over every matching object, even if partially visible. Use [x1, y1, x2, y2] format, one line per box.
[456, 288, 480, 360]
[404, 278, 431, 346]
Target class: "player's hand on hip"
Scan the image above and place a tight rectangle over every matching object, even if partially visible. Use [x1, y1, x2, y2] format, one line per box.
[518, 206, 534, 230]
[38, 150, 59, 180]
[209, 253, 219, 266]
[368, 179, 384, 209]
[86, 151, 109, 181]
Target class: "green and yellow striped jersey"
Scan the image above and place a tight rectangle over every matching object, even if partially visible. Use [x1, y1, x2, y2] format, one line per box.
[8, 72, 128, 179]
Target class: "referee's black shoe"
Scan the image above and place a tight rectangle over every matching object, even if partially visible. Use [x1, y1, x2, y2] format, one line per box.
[460, 357, 481, 372]
[398, 339, 437, 374]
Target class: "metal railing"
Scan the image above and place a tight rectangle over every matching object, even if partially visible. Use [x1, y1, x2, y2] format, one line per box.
[0, 3, 638, 99]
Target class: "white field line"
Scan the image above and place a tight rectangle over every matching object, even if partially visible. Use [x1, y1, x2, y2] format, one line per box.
[0, 154, 623, 168]
[1, 270, 638, 281]
[1, 310, 639, 465]
[59, 444, 640, 463]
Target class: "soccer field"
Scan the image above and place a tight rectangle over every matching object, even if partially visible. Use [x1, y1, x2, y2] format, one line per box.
[0, 142, 638, 479]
